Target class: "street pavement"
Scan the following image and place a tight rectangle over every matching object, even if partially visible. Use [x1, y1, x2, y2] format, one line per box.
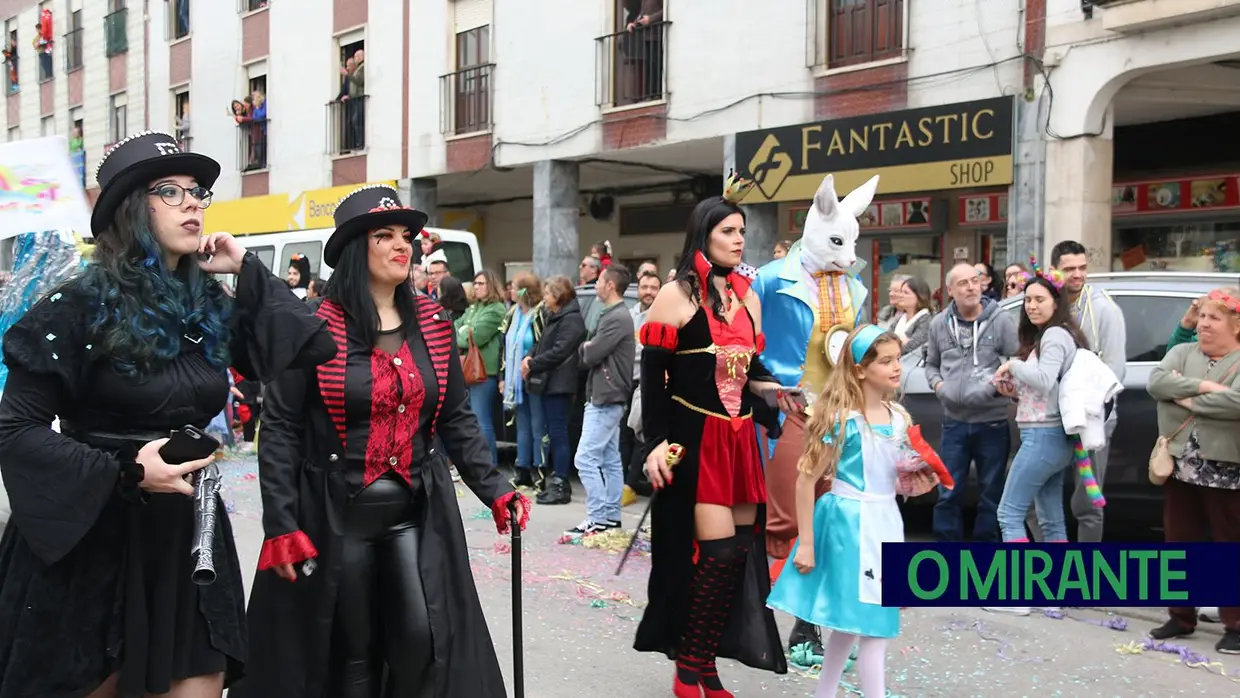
[208, 453, 1240, 697]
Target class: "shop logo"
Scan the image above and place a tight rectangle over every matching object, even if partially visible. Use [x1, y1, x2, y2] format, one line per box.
[748, 134, 793, 201]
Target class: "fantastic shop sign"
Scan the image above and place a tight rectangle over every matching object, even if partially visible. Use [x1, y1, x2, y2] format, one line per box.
[735, 96, 1015, 204]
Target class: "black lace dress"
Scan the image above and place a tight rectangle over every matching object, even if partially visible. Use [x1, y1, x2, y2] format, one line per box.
[0, 253, 334, 698]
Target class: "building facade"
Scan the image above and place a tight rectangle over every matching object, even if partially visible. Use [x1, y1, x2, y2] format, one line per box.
[1044, 0, 1240, 276]
[2, 0, 148, 190]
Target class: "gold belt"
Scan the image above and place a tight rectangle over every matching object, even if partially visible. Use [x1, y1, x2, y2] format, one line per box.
[672, 395, 752, 421]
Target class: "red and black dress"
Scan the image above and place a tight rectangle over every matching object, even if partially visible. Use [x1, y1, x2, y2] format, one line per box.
[634, 253, 787, 681]
[234, 295, 529, 698]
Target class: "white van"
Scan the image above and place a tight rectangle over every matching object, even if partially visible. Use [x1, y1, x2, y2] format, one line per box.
[218, 226, 483, 287]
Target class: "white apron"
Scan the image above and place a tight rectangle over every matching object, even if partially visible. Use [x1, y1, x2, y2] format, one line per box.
[830, 408, 906, 605]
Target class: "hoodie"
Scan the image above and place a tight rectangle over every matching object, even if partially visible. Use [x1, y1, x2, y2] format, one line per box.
[1070, 285, 1126, 383]
[924, 297, 1020, 423]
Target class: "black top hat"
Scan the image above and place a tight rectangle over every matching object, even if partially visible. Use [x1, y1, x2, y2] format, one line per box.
[91, 130, 221, 236]
[325, 185, 429, 267]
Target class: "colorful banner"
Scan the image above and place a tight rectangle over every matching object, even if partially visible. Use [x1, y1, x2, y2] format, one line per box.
[1112, 175, 1240, 216]
[958, 192, 1008, 226]
[792, 197, 933, 233]
[0, 136, 93, 239]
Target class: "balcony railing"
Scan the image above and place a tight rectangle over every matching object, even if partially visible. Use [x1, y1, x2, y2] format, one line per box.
[177, 134, 192, 152]
[439, 63, 494, 136]
[327, 95, 367, 155]
[239, 0, 269, 12]
[595, 21, 670, 108]
[237, 118, 269, 171]
[64, 28, 84, 71]
[105, 9, 128, 56]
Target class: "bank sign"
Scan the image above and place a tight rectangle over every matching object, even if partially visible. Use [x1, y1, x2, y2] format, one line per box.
[204, 180, 398, 235]
[735, 96, 1015, 204]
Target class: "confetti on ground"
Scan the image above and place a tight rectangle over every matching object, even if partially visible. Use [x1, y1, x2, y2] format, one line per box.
[941, 619, 1046, 663]
[1116, 639, 1240, 681]
[471, 507, 494, 520]
[494, 541, 511, 555]
[1040, 607, 1129, 631]
[547, 572, 646, 616]
[556, 528, 650, 555]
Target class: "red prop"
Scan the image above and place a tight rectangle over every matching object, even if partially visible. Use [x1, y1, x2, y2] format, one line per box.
[907, 425, 954, 490]
[40, 10, 53, 42]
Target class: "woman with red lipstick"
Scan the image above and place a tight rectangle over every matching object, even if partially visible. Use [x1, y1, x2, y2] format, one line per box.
[234, 185, 528, 698]
[0, 132, 334, 698]
[634, 173, 787, 696]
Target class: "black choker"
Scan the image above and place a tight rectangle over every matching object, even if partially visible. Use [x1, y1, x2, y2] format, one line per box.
[708, 264, 733, 278]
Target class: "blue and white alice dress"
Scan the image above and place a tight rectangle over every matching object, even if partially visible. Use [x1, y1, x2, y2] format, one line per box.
[767, 406, 906, 639]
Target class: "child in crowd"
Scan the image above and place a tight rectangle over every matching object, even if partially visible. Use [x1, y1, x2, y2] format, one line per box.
[768, 325, 941, 698]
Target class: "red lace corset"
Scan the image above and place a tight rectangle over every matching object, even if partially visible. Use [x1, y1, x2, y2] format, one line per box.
[362, 341, 426, 487]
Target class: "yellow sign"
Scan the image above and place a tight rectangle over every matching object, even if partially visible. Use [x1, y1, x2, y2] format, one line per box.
[204, 180, 397, 235]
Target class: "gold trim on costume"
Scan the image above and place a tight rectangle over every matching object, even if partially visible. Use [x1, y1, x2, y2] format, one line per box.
[671, 395, 753, 421]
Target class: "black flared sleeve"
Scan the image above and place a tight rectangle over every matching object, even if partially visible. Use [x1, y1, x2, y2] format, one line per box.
[746, 355, 782, 440]
[436, 336, 529, 533]
[229, 252, 336, 382]
[638, 321, 677, 450]
[253, 363, 319, 569]
[0, 286, 144, 565]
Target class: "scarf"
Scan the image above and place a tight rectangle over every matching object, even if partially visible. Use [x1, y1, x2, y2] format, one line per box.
[503, 306, 536, 410]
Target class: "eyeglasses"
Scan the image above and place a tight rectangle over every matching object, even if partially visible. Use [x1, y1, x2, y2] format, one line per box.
[149, 183, 213, 208]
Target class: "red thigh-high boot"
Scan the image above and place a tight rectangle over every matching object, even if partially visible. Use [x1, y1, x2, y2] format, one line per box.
[697, 527, 753, 697]
[675, 537, 737, 698]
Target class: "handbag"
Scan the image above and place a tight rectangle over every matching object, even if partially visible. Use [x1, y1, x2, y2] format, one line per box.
[462, 328, 488, 385]
[1149, 360, 1240, 485]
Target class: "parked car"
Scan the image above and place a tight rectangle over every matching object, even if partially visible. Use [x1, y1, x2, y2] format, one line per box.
[899, 271, 1239, 536]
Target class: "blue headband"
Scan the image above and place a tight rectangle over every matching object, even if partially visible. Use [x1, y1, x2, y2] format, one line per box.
[849, 325, 886, 363]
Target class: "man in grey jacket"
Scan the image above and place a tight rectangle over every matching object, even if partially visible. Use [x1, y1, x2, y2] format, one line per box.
[925, 263, 1021, 542]
[1033, 240, 1127, 542]
[567, 266, 635, 536]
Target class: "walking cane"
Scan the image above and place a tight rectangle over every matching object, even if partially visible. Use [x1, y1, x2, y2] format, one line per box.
[614, 444, 683, 576]
[508, 499, 524, 698]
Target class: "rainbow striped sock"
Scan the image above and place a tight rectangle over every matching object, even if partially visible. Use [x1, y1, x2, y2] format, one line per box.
[1072, 435, 1106, 508]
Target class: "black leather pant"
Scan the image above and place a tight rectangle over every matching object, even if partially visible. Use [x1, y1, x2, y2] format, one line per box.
[334, 474, 434, 698]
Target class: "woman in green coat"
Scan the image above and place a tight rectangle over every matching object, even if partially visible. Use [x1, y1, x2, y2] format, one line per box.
[457, 270, 507, 464]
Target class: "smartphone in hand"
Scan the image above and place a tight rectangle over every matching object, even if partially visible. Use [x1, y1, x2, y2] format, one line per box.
[160, 425, 221, 464]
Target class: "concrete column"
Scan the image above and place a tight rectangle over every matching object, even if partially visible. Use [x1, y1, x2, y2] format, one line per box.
[1007, 95, 1047, 266]
[723, 134, 779, 268]
[401, 178, 439, 226]
[532, 160, 580, 281]
[1044, 135, 1114, 269]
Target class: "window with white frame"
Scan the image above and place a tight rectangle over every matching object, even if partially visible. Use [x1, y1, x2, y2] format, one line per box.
[109, 93, 128, 145]
[169, 0, 190, 40]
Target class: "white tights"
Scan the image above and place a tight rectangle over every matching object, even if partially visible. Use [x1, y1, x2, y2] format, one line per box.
[814, 630, 886, 697]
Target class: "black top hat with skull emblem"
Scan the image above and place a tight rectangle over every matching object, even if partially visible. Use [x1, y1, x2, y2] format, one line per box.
[90, 131, 221, 236]
[325, 185, 429, 267]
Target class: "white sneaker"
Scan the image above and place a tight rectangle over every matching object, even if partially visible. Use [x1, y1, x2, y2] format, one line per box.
[1200, 607, 1221, 623]
[983, 607, 1031, 616]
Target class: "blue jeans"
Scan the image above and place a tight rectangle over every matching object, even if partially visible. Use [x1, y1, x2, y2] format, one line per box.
[541, 393, 573, 479]
[575, 402, 625, 523]
[468, 377, 498, 465]
[932, 418, 1011, 542]
[998, 427, 1074, 542]
[514, 393, 546, 469]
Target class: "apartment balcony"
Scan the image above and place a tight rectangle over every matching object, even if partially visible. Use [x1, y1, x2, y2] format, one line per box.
[440, 64, 494, 136]
[105, 8, 128, 57]
[1093, 0, 1240, 33]
[237, 118, 269, 171]
[327, 95, 368, 155]
[177, 134, 192, 152]
[595, 21, 670, 109]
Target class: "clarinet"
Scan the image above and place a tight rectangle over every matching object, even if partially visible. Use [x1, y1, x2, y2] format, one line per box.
[190, 461, 222, 585]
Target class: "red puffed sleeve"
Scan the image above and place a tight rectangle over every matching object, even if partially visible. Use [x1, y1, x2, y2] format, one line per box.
[639, 321, 679, 351]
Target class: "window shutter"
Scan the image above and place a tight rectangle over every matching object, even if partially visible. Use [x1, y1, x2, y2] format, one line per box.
[453, 0, 492, 33]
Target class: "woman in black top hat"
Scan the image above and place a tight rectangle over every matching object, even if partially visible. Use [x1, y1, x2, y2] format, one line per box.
[233, 184, 529, 698]
[0, 131, 334, 698]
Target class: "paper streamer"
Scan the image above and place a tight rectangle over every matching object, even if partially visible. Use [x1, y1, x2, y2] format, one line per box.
[1116, 639, 1240, 682]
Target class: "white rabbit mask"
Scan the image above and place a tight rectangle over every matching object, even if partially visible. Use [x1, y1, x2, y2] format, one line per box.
[800, 174, 880, 274]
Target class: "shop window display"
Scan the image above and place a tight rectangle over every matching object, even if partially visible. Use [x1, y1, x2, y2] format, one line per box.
[1113, 222, 1239, 273]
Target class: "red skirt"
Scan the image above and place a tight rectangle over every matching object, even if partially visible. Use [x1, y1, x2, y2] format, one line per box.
[696, 413, 766, 507]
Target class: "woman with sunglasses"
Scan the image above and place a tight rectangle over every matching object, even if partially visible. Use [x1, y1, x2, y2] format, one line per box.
[0, 132, 334, 698]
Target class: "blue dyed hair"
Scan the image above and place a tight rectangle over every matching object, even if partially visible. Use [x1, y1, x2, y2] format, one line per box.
[79, 188, 232, 378]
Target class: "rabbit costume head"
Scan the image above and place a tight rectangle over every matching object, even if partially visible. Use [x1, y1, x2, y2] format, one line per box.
[800, 174, 880, 273]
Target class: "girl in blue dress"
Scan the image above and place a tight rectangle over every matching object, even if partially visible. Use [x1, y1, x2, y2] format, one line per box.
[768, 324, 940, 697]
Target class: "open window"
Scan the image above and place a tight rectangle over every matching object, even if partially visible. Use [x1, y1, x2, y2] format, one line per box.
[174, 89, 190, 150]
[238, 73, 268, 170]
[64, 7, 83, 71]
[108, 93, 128, 147]
[168, 0, 190, 41]
[329, 37, 366, 154]
[3, 20, 17, 94]
[597, 0, 668, 108]
[105, 0, 128, 56]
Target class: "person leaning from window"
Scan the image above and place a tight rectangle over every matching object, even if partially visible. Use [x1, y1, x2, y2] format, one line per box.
[0, 132, 335, 698]
[1146, 287, 1240, 655]
[524, 275, 587, 506]
[501, 272, 549, 491]
[890, 275, 934, 357]
[457, 270, 507, 466]
[234, 185, 528, 698]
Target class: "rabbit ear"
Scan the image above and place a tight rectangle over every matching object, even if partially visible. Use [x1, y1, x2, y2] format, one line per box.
[840, 175, 880, 220]
[812, 175, 841, 219]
